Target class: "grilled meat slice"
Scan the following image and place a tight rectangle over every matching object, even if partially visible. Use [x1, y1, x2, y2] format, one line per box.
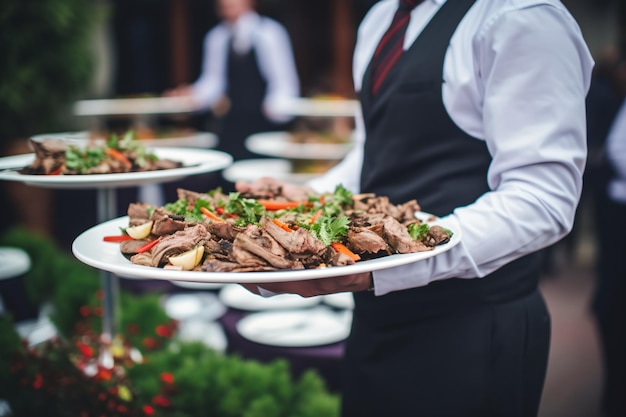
[233, 233, 303, 270]
[381, 217, 425, 254]
[261, 217, 326, 256]
[120, 239, 151, 254]
[148, 224, 209, 266]
[424, 225, 451, 247]
[127, 202, 154, 224]
[151, 207, 187, 236]
[347, 227, 390, 256]
[235, 176, 314, 202]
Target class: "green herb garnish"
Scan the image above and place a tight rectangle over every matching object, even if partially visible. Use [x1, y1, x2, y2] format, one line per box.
[408, 223, 430, 240]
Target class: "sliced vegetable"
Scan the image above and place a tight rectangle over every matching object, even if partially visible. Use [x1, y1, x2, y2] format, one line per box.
[105, 147, 132, 168]
[136, 238, 161, 254]
[331, 241, 361, 261]
[48, 166, 64, 175]
[200, 207, 225, 223]
[272, 218, 294, 233]
[103, 235, 134, 242]
[310, 209, 323, 224]
[125, 221, 154, 240]
[257, 200, 310, 211]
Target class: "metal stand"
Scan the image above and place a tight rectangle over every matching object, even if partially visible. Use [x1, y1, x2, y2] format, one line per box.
[97, 187, 119, 342]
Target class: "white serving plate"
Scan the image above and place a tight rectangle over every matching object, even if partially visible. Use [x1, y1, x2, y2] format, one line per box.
[218, 284, 321, 311]
[236, 308, 352, 347]
[71, 213, 460, 284]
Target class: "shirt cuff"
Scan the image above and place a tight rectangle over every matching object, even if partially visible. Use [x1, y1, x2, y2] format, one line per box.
[371, 261, 432, 296]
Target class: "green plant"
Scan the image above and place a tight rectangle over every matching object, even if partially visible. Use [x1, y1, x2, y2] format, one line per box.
[0, 0, 98, 146]
[0, 227, 341, 417]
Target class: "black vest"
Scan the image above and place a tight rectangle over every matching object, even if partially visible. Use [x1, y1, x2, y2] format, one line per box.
[218, 27, 280, 160]
[355, 0, 540, 323]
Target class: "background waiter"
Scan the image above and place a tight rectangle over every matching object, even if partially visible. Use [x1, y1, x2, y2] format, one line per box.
[166, 0, 300, 164]
[243, 0, 594, 416]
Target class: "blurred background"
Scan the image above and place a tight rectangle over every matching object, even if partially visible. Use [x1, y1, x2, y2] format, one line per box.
[0, 1, 624, 416]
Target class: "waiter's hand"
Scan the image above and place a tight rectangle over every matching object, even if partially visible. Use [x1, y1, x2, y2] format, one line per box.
[241, 272, 372, 298]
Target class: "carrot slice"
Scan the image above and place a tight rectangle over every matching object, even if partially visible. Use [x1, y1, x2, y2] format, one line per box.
[258, 200, 310, 210]
[105, 148, 132, 168]
[309, 209, 323, 224]
[103, 235, 134, 242]
[200, 207, 225, 223]
[331, 241, 361, 261]
[272, 218, 294, 233]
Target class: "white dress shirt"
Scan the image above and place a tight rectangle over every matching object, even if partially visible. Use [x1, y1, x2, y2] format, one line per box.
[190, 11, 300, 123]
[308, 0, 594, 295]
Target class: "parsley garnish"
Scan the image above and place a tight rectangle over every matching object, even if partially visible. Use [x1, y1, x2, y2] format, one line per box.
[408, 223, 430, 240]
[303, 215, 350, 246]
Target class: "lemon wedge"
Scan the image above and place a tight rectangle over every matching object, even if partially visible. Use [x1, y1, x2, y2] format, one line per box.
[169, 246, 203, 271]
[195, 245, 205, 265]
[126, 221, 154, 240]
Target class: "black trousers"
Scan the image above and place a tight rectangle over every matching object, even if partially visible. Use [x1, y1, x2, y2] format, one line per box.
[341, 290, 550, 417]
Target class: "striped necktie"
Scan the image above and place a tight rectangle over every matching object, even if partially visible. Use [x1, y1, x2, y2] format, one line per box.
[370, 0, 423, 95]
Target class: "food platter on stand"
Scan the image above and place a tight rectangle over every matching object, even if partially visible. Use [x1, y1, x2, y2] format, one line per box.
[245, 131, 355, 160]
[71, 213, 461, 285]
[0, 147, 232, 189]
[222, 158, 320, 185]
[31, 130, 218, 149]
[0, 138, 233, 341]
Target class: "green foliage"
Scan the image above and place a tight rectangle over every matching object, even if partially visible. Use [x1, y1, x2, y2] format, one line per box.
[128, 342, 340, 417]
[0, 227, 341, 417]
[0, 226, 62, 305]
[0, 316, 22, 395]
[0, 0, 98, 144]
[0, 225, 101, 336]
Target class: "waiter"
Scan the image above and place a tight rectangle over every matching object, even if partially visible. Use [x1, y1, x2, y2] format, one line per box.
[166, 0, 300, 162]
[243, 0, 593, 416]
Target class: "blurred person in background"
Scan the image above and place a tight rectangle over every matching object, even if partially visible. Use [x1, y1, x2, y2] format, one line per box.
[241, 0, 593, 416]
[165, 0, 300, 165]
[593, 72, 626, 417]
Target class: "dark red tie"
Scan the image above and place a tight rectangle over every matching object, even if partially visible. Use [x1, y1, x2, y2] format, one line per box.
[370, 0, 423, 95]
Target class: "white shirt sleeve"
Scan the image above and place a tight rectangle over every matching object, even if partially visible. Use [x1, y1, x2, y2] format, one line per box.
[254, 19, 301, 123]
[346, 2, 595, 295]
[190, 26, 230, 109]
[605, 99, 626, 203]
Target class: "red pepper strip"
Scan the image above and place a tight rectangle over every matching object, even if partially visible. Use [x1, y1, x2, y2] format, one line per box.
[136, 238, 161, 253]
[103, 235, 134, 242]
[48, 166, 64, 176]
